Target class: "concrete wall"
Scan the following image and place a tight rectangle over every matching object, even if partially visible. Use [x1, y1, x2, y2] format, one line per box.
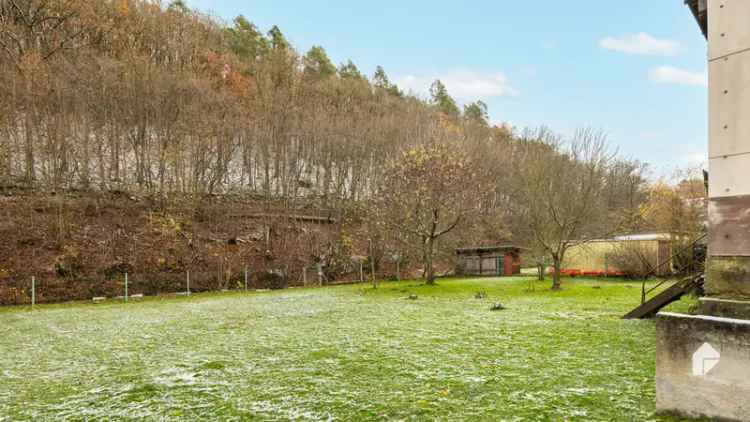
[656, 0, 750, 421]
[656, 3, 750, 421]
[656, 312, 750, 421]
[700, 297, 750, 319]
[707, 0, 750, 299]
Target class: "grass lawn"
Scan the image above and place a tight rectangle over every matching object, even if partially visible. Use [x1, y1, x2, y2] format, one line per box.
[0, 277, 703, 421]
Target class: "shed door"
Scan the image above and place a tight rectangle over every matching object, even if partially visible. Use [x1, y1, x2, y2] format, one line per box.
[504, 253, 514, 276]
[496, 256, 504, 276]
[481, 258, 494, 275]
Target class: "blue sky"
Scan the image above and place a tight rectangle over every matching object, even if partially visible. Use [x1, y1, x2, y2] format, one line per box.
[186, 0, 708, 176]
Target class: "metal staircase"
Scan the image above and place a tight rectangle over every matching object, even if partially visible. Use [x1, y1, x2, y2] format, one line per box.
[623, 274, 704, 319]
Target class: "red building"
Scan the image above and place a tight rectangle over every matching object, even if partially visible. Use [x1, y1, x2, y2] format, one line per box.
[455, 245, 523, 277]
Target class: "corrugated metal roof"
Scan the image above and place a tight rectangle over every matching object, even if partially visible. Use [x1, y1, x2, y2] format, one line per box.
[613, 233, 672, 241]
[573, 233, 673, 243]
[685, 0, 708, 38]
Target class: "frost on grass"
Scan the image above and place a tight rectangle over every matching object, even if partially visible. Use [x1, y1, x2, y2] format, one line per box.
[0, 278, 667, 421]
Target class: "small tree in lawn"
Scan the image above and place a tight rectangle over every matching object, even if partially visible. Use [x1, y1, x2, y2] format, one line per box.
[511, 128, 645, 290]
[639, 168, 707, 274]
[374, 143, 481, 285]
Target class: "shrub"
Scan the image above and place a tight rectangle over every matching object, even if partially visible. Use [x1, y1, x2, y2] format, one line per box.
[607, 243, 655, 279]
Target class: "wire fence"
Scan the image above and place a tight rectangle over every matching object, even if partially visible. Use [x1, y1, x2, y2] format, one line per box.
[1, 258, 408, 307]
[3, 271, 275, 307]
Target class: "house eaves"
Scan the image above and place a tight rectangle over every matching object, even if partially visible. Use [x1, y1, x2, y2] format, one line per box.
[685, 0, 708, 38]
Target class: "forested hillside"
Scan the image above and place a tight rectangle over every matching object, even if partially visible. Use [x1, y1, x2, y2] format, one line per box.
[0, 1, 700, 303]
[0, 0, 516, 302]
[0, 0, 505, 198]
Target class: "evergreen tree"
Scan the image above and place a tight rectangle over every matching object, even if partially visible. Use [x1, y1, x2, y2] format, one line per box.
[303, 46, 336, 80]
[167, 0, 190, 13]
[373, 66, 391, 88]
[430, 80, 460, 118]
[338, 60, 364, 80]
[464, 100, 489, 126]
[226, 15, 269, 60]
[372, 66, 402, 97]
[268, 25, 290, 51]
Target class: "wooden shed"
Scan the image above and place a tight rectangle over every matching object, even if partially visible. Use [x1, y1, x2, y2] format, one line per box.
[456, 245, 523, 277]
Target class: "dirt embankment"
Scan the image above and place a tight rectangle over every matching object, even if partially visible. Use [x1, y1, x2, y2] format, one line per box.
[0, 189, 366, 305]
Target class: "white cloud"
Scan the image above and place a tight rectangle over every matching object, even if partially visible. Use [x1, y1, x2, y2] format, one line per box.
[649, 66, 708, 87]
[600, 33, 681, 56]
[396, 70, 518, 100]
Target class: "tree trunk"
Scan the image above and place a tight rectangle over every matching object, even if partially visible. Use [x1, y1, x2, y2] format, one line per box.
[425, 237, 436, 285]
[24, 111, 35, 185]
[537, 263, 545, 281]
[551, 255, 562, 290]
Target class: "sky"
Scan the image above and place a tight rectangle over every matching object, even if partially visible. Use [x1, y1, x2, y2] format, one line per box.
[186, 0, 709, 177]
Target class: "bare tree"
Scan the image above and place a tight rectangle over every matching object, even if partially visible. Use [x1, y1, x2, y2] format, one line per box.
[511, 128, 644, 290]
[373, 143, 483, 284]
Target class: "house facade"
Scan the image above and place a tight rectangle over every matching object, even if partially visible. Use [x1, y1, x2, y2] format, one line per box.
[655, 3, 750, 421]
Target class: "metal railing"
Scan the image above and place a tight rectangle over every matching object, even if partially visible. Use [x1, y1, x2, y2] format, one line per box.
[640, 233, 707, 304]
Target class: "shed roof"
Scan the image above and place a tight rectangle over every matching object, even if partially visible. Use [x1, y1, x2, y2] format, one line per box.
[685, 0, 708, 38]
[456, 245, 524, 255]
[573, 233, 673, 244]
[613, 233, 672, 241]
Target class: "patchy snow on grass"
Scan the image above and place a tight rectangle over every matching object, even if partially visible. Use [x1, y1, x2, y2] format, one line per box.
[0, 277, 679, 421]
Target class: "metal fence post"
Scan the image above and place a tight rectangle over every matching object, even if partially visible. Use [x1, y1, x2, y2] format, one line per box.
[217, 256, 223, 289]
[244, 266, 248, 292]
[369, 239, 376, 288]
[186, 270, 191, 296]
[125, 273, 129, 302]
[31, 276, 35, 308]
